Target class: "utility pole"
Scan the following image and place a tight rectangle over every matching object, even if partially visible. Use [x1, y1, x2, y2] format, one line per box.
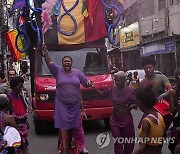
[165, 0, 169, 36]
[0, 0, 3, 53]
[0, 0, 4, 67]
[0, 0, 8, 74]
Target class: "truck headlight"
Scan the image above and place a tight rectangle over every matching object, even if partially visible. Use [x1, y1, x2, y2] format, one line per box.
[39, 94, 49, 101]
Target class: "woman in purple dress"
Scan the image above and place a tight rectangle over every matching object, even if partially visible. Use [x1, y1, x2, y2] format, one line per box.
[91, 71, 137, 154]
[41, 44, 91, 154]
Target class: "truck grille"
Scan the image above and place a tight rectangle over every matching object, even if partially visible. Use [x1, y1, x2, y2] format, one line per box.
[82, 90, 108, 100]
[37, 90, 108, 102]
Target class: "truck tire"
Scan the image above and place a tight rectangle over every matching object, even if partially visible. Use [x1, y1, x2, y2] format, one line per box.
[34, 117, 44, 135]
[104, 118, 110, 129]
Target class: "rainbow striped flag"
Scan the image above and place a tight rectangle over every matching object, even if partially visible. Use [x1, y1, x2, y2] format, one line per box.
[3, 29, 27, 62]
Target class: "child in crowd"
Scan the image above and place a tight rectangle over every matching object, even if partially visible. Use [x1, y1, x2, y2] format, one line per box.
[132, 86, 165, 154]
[8, 76, 29, 154]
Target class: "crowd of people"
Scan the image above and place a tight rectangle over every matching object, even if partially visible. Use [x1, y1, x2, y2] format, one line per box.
[0, 68, 31, 153]
[0, 44, 180, 154]
[41, 44, 180, 154]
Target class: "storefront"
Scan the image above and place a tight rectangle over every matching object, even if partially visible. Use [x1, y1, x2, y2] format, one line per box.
[120, 46, 140, 71]
[119, 22, 141, 71]
[140, 36, 180, 76]
[107, 47, 123, 70]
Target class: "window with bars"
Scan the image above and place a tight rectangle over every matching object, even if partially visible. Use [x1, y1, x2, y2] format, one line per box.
[158, 0, 165, 11]
[170, 0, 174, 5]
[170, 0, 180, 5]
[140, 0, 154, 18]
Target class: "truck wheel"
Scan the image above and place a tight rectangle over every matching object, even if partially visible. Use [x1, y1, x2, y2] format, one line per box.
[34, 118, 44, 134]
[104, 118, 110, 129]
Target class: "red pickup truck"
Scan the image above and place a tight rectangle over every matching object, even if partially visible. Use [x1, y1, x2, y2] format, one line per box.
[30, 42, 113, 134]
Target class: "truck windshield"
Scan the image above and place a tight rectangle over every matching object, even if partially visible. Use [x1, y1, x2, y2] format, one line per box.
[38, 48, 109, 76]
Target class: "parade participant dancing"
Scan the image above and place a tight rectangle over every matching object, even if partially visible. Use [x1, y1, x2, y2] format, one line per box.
[41, 44, 91, 154]
[91, 71, 137, 154]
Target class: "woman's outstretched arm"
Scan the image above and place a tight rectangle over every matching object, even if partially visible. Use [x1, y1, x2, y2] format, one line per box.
[41, 43, 52, 66]
[91, 82, 104, 96]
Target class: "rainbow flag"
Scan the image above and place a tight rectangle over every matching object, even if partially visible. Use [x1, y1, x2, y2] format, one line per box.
[3, 29, 27, 62]
[34, 0, 107, 45]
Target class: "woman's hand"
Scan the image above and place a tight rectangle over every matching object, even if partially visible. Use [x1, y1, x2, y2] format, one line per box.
[126, 104, 133, 112]
[81, 110, 87, 119]
[157, 94, 164, 102]
[41, 43, 49, 56]
[41, 43, 52, 65]
[28, 106, 33, 113]
[126, 104, 137, 112]
[86, 80, 93, 87]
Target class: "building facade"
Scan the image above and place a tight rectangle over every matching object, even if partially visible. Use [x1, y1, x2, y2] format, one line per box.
[114, 0, 180, 76]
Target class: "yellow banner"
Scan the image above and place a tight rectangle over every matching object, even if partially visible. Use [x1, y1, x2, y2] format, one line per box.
[120, 22, 140, 48]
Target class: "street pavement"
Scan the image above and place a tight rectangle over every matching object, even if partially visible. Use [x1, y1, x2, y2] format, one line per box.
[25, 80, 172, 154]
[27, 109, 172, 154]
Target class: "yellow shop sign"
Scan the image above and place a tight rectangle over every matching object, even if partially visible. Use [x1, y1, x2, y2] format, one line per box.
[120, 22, 140, 48]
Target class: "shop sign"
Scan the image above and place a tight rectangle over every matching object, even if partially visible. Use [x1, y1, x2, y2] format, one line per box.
[120, 22, 140, 48]
[141, 37, 176, 56]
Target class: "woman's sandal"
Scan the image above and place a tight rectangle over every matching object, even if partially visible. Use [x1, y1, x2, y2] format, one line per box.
[80, 147, 89, 154]
[83, 147, 88, 153]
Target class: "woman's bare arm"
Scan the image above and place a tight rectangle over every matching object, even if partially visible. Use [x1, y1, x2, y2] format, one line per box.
[132, 119, 150, 154]
[91, 83, 104, 96]
[3, 114, 16, 128]
[41, 43, 52, 66]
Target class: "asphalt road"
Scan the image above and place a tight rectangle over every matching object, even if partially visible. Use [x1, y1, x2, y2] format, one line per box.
[27, 109, 172, 154]
[25, 80, 172, 154]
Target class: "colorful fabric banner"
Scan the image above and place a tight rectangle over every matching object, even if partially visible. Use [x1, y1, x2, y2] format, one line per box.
[3, 29, 27, 62]
[33, 0, 107, 45]
[57, 0, 107, 44]
[9, 0, 26, 16]
[81, 0, 88, 18]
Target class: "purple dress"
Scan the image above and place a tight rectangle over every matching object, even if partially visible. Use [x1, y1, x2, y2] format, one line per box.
[48, 63, 88, 130]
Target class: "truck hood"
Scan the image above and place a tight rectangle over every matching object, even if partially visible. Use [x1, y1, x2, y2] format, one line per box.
[35, 74, 113, 92]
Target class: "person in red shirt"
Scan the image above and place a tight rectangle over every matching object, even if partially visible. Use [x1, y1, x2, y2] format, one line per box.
[8, 76, 29, 154]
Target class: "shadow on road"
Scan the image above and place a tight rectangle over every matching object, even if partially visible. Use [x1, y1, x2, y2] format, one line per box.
[83, 120, 110, 134]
